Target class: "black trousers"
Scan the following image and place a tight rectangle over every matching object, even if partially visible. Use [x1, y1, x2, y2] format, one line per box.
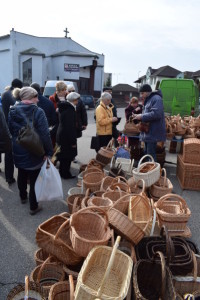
[97, 135, 112, 151]
[17, 168, 40, 210]
[59, 159, 72, 178]
[4, 150, 14, 181]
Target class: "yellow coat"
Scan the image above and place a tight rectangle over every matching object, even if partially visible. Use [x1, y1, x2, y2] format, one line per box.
[96, 101, 113, 135]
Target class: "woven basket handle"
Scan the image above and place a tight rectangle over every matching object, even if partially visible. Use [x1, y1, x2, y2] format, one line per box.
[71, 197, 80, 214]
[152, 251, 166, 299]
[70, 206, 109, 231]
[37, 256, 51, 283]
[69, 274, 74, 300]
[24, 275, 29, 299]
[137, 154, 154, 172]
[136, 179, 145, 193]
[54, 218, 71, 240]
[106, 138, 114, 150]
[160, 225, 175, 264]
[96, 236, 121, 298]
[161, 168, 167, 187]
[157, 193, 187, 211]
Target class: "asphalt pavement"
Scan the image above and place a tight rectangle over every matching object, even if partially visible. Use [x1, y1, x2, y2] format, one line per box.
[0, 108, 200, 299]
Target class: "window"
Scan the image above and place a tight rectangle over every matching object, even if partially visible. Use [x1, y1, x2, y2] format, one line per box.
[23, 58, 32, 85]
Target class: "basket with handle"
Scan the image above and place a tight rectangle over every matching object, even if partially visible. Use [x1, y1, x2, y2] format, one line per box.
[115, 157, 134, 174]
[100, 175, 117, 191]
[87, 158, 105, 170]
[155, 193, 191, 232]
[30, 257, 65, 299]
[74, 236, 133, 300]
[123, 116, 140, 136]
[87, 196, 113, 212]
[166, 123, 175, 140]
[48, 275, 75, 300]
[82, 171, 104, 193]
[149, 168, 173, 200]
[6, 276, 45, 300]
[66, 193, 85, 214]
[70, 206, 113, 257]
[112, 193, 133, 215]
[128, 194, 153, 235]
[132, 154, 161, 187]
[96, 139, 115, 166]
[34, 248, 60, 266]
[127, 178, 146, 195]
[102, 187, 127, 203]
[107, 176, 131, 193]
[107, 207, 145, 245]
[36, 215, 83, 266]
[133, 251, 176, 300]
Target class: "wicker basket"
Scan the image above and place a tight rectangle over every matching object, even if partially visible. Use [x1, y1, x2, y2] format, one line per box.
[6, 276, 45, 300]
[87, 158, 105, 170]
[48, 275, 74, 300]
[107, 176, 131, 193]
[133, 251, 176, 300]
[127, 178, 146, 195]
[128, 194, 153, 234]
[34, 248, 59, 266]
[102, 188, 127, 203]
[115, 157, 134, 173]
[74, 236, 133, 300]
[155, 193, 191, 232]
[70, 206, 113, 257]
[132, 154, 161, 187]
[96, 139, 115, 166]
[112, 194, 133, 215]
[100, 176, 117, 191]
[30, 257, 65, 299]
[182, 138, 200, 164]
[87, 196, 113, 211]
[36, 215, 83, 266]
[67, 186, 82, 196]
[149, 168, 173, 200]
[166, 124, 175, 140]
[66, 193, 85, 214]
[82, 171, 104, 193]
[108, 207, 144, 245]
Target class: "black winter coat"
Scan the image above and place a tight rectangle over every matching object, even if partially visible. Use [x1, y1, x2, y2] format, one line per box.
[76, 99, 88, 138]
[37, 92, 57, 127]
[0, 109, 12, 153]
[2, 89, 16, 121]
[56, 101, 77, 160]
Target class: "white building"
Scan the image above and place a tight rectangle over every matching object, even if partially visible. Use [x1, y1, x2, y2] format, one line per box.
[0, 29, 104, 96]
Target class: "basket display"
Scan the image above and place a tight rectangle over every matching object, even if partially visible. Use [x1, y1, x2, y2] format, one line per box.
[149, 168, 173, 200]
[74, 236, 133, 300]
[30, 257, 65, 298]
[132, 154, 161, 187]
[48, 275, 74, 300]
[70, 206, 113, 257]
[128, 194, 153, 234]
[96, 139, 115, 166]
[36, 215, 83, 266]
[133, 251, 176, 300]
[6, 276, 45, 300]
[82, 171, 104, 193]
[108, 207, 144, 245]
[155, 193, 191, 232]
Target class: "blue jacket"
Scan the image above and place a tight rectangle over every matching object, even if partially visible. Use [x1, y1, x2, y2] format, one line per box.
[8, 103, 53, 169]
[140, 90, 166, 142]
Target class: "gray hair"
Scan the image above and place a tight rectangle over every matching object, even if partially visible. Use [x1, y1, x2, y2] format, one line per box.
[101, 92, 112, 101]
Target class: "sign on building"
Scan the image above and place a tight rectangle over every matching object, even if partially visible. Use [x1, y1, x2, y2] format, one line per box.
[64, 63, 79, 72]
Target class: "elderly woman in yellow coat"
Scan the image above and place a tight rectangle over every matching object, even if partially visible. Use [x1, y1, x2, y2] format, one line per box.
[95, 92, 118, 150]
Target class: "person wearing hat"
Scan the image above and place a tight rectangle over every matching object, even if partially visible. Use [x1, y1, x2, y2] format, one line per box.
[132, 84, 166, 161]
[56, 92, 80, 179]
[8, 87, 53, 215]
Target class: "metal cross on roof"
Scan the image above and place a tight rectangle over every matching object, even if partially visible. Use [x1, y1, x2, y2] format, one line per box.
[64, 28, 69, 38]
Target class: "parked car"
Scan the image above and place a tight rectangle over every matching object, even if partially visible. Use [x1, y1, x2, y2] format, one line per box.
[80, 95, 95, 109]
[43, 80, 78, 98]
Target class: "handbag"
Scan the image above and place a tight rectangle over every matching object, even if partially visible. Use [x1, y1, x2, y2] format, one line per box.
[90, 136, 100, 151]
[16, 109, 45, 157]
[138, 122, 150, 133]
[35, 158, 63, 202]
[123, 117, 140, 136]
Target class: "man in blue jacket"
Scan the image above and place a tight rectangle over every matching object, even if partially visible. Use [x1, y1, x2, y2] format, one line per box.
[133, 84, 166, 161]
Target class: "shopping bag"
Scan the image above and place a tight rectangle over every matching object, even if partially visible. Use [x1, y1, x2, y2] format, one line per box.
[35, 158, 63, 202]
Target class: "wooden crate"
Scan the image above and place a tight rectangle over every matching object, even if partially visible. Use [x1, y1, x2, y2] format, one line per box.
[182, 138, 200, 164]
[177, 154, 200, 191]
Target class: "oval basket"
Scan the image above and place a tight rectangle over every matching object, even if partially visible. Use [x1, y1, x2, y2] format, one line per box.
[48, 276, 75, 300]
[132, 154, 161, 187]
[82, 171, 104, 193]
[87, 196, 113, 212]
[149, 168, 173, 200]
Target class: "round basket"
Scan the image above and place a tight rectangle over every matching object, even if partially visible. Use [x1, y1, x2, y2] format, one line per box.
[87, 158, 104, 170]
[68, 187, 82, 196]
[127, 178, 146, 195]
[87, 196, 113, 211]
[132, 154, 161, 187]
[30, 258, 65, 299]
[34, 248, 59, 266]
[70, 206, 112, 257]
[82, 171, 104, 193]
[102, 187, 127, 203]
[96, 139, 115, 166]
[149, 168, 173, 200]
[48, 276, 74, 300]
[6, 276, 45, 300]
[66, 193, 85, 214]
[100, 176, 117, 191]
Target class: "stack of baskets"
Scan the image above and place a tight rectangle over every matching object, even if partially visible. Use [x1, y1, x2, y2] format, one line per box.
[177, 138, 200, 190]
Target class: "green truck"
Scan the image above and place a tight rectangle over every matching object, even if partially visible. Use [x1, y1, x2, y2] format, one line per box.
[159, 78, 199, 116]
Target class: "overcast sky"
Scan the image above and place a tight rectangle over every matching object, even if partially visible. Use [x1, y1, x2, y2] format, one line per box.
[1, 0, 200, 86]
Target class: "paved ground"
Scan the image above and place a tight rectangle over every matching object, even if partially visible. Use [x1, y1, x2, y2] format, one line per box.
[0, 108, 200, 299]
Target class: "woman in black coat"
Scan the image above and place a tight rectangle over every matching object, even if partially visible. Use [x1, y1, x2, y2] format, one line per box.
[56, 92, 79, 179]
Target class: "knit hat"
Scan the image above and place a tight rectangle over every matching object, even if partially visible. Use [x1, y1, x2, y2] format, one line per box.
[66, 92, 80, 102]
[139, 84, 152, 93]
[19, 87, 38, 100]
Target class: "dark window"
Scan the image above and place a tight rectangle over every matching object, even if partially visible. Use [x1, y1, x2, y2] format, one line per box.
[23, 58, 32, 85]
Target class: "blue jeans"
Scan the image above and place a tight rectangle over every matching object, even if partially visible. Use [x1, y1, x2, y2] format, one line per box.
[144, 142, 157, 162]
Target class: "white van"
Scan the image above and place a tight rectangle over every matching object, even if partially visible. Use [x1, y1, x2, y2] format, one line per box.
[43, 80, 78, 98]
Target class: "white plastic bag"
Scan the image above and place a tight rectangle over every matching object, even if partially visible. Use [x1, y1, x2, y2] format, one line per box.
[35, 158, 63, 202]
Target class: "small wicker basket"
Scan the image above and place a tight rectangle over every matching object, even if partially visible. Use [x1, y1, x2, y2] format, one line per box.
[82, 171, 104, 193]
[96, 139, 115, 166]
[48, 275, 74, 300]
[149, 168, 173, 200]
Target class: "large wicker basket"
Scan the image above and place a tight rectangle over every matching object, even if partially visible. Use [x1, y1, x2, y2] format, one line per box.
[155, 193, 191, 233]
[70, 206, 113, 257]
[132, 154, 161, 187]
[74, 236, 133, 300]
[96, 139, 115, 166]
[36, 215, 83, 266]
